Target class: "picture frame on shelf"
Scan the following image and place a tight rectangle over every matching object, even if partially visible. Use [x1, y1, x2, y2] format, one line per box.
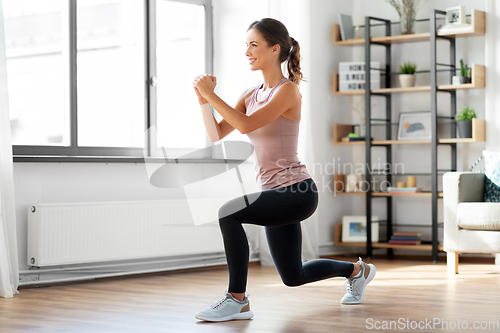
[338, 14, 354, 41]
[341, 215, 379, 243]
[445, 6, 466, 25]
[397, 111, 432, 140]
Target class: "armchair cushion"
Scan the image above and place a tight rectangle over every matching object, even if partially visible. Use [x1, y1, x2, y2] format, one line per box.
[457, 202, 500, 230]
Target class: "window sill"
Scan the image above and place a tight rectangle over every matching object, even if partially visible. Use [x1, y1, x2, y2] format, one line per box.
[13, 155, 253, 164]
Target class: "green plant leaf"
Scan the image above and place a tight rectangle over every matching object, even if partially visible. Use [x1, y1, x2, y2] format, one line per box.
[455, 106, 477, 121]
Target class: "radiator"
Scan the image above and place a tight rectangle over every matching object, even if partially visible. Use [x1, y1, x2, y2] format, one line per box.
[27, 199, 227, 267]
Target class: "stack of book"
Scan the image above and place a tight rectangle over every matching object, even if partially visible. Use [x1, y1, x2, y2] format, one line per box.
[338, 62, 380, 92]
[341, 133, 373, 142]
[386, 187, 419, 193]
[389, 232, 421, 245]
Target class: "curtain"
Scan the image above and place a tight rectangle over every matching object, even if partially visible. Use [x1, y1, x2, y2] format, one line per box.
[0, 0, 20, 298]
[259, 0, 319, 266]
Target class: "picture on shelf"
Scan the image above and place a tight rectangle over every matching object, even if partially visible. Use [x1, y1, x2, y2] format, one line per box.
[338, 13, 354, 41]
[438, 6, 471, 35]
[342, 215, 379, 243]
[445, 6, 466, 25]
[397, 111, 432, 140]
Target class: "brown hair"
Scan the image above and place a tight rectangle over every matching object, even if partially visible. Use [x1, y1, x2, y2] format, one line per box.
[248, 18, 303, 85]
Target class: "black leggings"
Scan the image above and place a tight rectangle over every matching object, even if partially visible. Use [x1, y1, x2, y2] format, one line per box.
[218, 178, 355, 293]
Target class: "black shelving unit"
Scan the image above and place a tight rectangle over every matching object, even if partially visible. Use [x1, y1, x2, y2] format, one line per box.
[333, 8, 485, 263]
[363, 10, 460, 263]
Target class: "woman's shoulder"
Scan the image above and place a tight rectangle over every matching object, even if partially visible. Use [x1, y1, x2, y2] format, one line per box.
[275, 79, 301, 98]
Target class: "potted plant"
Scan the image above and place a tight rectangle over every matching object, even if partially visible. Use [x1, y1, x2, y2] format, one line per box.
[455, 106, 476, 138]
[453, 59, 471, 85]
[399, 62, 417, 88]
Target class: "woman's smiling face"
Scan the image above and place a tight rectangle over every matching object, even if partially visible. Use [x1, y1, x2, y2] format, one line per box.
[245, 28, 279, 71]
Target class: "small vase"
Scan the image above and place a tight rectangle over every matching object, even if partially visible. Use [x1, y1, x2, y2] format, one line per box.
[400, 10, 416, 35]
[399, 74, 416, 88]
[457, 120, 473, 138]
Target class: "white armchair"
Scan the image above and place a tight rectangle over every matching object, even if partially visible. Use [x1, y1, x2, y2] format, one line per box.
[443, 172, 500, 274]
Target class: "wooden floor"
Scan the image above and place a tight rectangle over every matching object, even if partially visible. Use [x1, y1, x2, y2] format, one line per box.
[1, 257, 499, 333]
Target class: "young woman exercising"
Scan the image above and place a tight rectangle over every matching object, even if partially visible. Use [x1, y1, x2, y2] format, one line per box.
[192, 18, 376, 322]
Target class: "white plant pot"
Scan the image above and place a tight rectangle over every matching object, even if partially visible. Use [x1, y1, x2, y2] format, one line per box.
[399, 74, 416, 88]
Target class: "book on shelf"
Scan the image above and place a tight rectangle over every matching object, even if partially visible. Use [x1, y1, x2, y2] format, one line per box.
[387, 187, 418, 192]
[390, 235, 420, 241]
[388, 239, 422, 245]
[341, 136, 373, 142]
[393, 231, 421, 237]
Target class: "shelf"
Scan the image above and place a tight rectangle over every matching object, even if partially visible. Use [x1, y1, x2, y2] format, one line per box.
[440, 118, 486, 143]
[332, 120, 485, 146]
[333, 224, 443, 250]
[335, 191, 443, 198]
[331, 10, 484, 262]
[332, 10, 485, 46]
[332, 64, 485, 95]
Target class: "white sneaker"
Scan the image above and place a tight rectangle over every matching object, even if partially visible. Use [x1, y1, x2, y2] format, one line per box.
[341, 257, 376, 304]
[195, 292, 254, 322]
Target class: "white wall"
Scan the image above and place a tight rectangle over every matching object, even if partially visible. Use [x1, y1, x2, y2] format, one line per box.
[306, 0, 356, 250]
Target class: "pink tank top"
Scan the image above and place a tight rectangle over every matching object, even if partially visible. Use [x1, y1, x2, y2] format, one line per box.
[245, 77, 312, 190]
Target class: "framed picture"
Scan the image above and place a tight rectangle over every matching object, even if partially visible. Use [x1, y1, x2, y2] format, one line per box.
[397, 112, 432, 141]
[446, 6, 466, 25]
[338, 13, 354, 41]
[342, 215, 379, 243]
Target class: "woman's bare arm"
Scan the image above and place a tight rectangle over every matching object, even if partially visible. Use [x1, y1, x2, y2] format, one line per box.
[195, 84, 251, 142]
[194, 75, 299, 134]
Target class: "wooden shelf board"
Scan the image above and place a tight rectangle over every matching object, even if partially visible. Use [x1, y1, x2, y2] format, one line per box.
[335, 191, 444, 198]
[333, 84, 484, 96]
[335, 241, 443, 251]
[439, 138, 484, 143]
[332, 10, 485, 45]
[334, 138, 484, 145]
[372, 139, 430, 145]
[333, 224, 444, 251]
[332, 30, 483, 46]
[333, 120, 486, 145]
[334, 141, 365, 145]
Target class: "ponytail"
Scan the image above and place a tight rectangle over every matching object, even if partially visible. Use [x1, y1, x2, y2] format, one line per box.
[287, 37, 303, 85]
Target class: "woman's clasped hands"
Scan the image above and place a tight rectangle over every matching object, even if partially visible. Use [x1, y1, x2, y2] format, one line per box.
[193, 74, 217, 99]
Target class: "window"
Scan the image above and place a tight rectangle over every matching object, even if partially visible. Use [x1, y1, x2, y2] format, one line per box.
[77, 0, 145, 148]
[155, 0, 207, 151]
[6, 0, 213, 159]
[4, 0, 68, 146]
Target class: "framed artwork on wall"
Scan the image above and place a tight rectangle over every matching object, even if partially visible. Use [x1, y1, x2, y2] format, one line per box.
[397, 111, 432, 141]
